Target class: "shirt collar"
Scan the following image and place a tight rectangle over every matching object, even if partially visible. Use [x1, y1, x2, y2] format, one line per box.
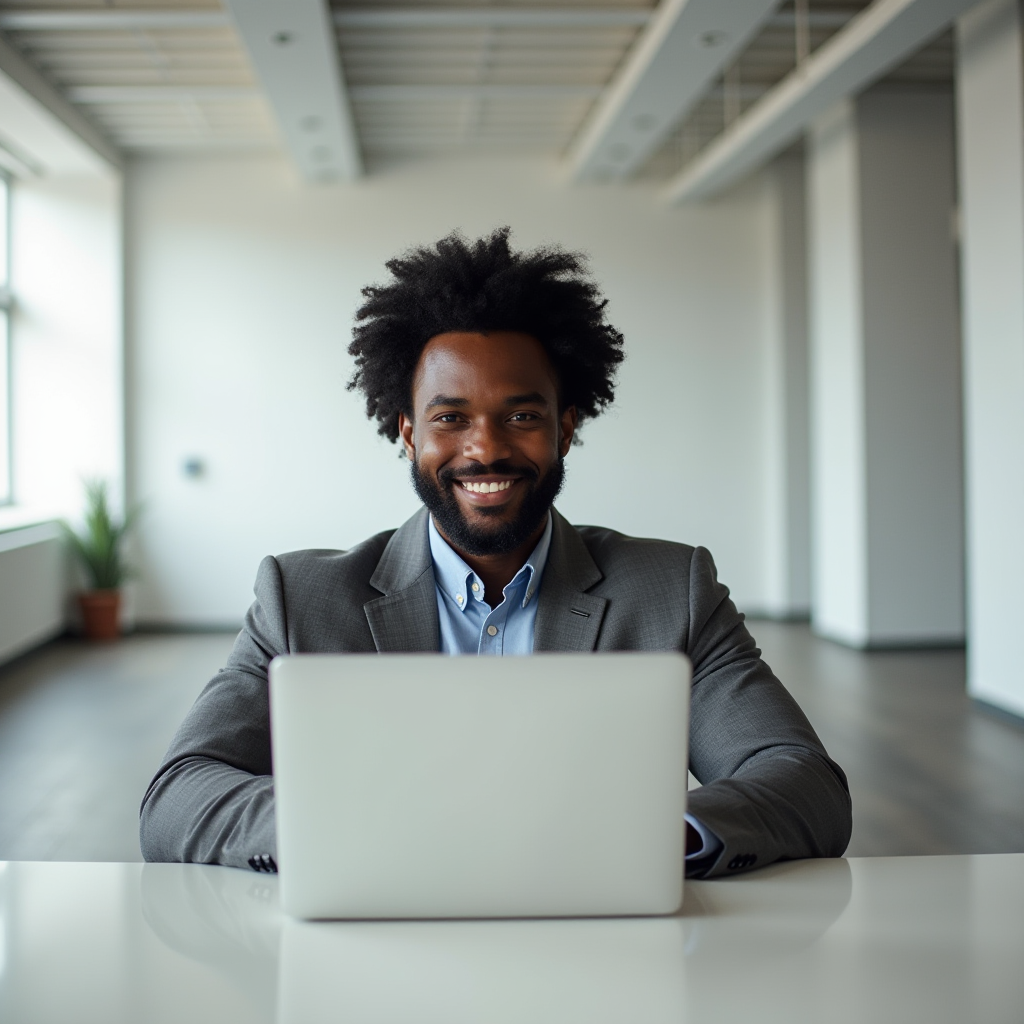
[428, 512, 553, 613]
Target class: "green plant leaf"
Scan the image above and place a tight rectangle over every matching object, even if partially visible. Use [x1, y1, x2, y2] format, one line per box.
[61, 479, 142, 590]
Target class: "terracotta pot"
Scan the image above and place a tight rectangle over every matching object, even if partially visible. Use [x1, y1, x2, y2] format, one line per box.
[78, 590, 122, 641]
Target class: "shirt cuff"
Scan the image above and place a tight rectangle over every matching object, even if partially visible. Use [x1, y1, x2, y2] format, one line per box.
[684, 812, 723, 861]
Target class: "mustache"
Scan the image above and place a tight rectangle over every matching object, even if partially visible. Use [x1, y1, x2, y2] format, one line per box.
[438, 462, 539, 486]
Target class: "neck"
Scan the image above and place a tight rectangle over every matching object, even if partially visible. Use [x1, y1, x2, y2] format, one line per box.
[437, 517, 547, 606]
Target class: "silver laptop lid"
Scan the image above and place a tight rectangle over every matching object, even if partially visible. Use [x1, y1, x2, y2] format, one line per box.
[270, 652, 690, 920]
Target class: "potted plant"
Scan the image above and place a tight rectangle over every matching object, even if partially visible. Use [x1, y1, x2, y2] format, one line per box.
[62, 480, 141, 641]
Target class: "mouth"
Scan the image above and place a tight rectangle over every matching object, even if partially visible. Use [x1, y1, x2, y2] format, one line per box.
[453, 476, 521, 507]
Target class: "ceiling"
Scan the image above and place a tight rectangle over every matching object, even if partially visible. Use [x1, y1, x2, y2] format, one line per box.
[0, 0, 955, 182]
[0, 0, 278, 154]
[645, 0, 953, 180]
[0, 0, 653, 162]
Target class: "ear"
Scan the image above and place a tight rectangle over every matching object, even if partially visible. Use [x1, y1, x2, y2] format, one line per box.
[559, 406, 578, 456]
[398, 412, 416, 461]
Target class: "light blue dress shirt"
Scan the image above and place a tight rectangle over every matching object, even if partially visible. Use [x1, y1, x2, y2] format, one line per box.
[428, 513, 551, 655]
[426, 513, 723, 868]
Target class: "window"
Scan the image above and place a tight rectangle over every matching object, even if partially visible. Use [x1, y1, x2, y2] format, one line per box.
[0, 172, 9, 505]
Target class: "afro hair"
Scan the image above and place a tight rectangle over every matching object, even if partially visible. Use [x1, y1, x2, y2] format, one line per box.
[347, 227, 625, 443]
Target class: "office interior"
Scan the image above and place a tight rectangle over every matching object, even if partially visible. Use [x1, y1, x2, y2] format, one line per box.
[0, 0, 1022, 882]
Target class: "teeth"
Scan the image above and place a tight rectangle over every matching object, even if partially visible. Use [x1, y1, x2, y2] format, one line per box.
[462, 480, 513, 494]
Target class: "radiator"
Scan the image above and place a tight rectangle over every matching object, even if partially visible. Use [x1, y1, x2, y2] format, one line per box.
[0, 522, 66, 664]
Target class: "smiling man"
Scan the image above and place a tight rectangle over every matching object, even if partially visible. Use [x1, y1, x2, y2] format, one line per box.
[405, 328, 574, 628]
[141, 228, 852, 878]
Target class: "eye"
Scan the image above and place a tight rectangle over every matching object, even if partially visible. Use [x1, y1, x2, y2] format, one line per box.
[509, 412, 539, 423]
[435, 413, 463, 423]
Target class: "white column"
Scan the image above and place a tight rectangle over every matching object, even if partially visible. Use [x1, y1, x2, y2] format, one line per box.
[808, 101, 867, 642]
[808, 87, 965, 648]
[956, 0, 1024, 717]
[762, 149, 811, 618]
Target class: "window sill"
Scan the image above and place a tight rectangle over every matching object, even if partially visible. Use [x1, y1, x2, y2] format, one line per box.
[0, 507, 62, 551]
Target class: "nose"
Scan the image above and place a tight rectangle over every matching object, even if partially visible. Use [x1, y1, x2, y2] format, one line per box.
[463, 417, 512, 465]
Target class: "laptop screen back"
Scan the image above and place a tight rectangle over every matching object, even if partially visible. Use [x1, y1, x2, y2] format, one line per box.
[270, 652, 690, 919]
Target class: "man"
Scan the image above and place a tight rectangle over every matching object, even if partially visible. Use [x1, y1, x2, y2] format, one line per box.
[140, 228, 851, 878]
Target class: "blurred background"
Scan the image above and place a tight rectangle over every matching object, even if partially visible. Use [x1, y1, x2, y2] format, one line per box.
[0, 0, 1020, 863]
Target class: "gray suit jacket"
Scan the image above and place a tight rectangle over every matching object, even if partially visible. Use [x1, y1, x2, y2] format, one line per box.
[140, 507, 851, 878]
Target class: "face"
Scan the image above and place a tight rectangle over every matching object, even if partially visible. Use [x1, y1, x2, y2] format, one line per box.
[399, 331, 577, 557]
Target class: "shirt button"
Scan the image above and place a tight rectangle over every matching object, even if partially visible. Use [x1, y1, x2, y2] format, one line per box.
[486, 625, 498, 636]
[456, 594, 463, 604]
[471, 583, 480, 592]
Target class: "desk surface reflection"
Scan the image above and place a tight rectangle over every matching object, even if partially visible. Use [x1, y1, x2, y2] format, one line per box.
[0, 855, 1020, 1024]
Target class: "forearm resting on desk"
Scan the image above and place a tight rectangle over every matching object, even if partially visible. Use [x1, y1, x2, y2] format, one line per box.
[686, 745, 852, 878]
[140, 757, 276, 870]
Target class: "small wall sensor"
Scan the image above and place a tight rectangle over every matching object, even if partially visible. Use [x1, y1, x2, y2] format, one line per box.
[183, 457, 205, 479]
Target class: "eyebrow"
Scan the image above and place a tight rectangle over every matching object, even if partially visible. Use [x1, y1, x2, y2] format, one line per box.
[424, 392, 549, 410]
[425, 395, 470, 410]
[505, 392, 549, 407]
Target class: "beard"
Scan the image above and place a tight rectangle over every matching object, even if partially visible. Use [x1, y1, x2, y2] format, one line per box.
[411, 456, 565, 557]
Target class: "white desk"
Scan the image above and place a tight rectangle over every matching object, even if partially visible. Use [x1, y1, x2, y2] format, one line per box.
[0, 855, 1021, 1023]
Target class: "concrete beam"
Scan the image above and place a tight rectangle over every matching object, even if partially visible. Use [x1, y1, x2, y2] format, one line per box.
[665, 0, 975, 204]
[566, 0, 781, 182]
[221, 0, 361, 181]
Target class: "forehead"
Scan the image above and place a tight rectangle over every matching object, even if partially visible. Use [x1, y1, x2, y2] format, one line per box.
[412, 331, 558, 404]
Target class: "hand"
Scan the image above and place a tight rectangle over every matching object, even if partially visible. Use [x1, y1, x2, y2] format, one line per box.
[686, 820, 702, 856]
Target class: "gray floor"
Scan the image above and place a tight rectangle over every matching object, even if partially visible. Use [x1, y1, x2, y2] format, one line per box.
[0, 633, 236, 861]
[0, 624, 1021, 862]
[754, 621, 1024, 856]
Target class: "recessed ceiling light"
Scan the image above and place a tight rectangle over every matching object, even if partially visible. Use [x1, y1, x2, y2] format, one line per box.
[697, 30, 728, 48]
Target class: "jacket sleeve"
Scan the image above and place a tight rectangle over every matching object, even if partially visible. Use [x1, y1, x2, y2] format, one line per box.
[139, 556, 288, 869]
[683, 547, 853, 878]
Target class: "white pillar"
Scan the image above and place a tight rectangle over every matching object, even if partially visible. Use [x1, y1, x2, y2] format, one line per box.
[762, 149, 811, 618]
[808, 88, 965, 648]
[956, 0, 1024, 717]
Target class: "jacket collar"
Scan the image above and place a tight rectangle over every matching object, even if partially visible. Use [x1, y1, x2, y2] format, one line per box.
[533, 508, 608, 652]
[369, 506, 433, 595]
[364, 505, 608, 653]
[364, 507, 439, 652]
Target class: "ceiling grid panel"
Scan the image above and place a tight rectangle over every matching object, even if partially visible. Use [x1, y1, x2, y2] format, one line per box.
[0, 0, 959, 182]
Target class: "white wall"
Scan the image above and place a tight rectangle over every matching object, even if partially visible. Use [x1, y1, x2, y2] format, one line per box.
[956, 0, 1024, 717]
[809, 89, 964, 647]
[858, 87, 964, 644]
[126, 154, 782, 625]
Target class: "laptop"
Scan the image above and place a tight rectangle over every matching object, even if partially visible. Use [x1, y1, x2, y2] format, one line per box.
[269, 652, 691, 920]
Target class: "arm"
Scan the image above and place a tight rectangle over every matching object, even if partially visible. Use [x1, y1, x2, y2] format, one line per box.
[139, 556, 288, 869]
[683, 547, 852, 878]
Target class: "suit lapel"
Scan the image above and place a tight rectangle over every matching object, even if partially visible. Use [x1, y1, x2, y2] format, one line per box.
[534, 509, 607, 652]
[365, 506, 608, 653]
[364, 508, 440, 652]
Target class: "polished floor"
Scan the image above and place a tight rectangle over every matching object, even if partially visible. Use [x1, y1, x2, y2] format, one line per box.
[0, 624, 1020, 862]
[753, 621, 1024, 857]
